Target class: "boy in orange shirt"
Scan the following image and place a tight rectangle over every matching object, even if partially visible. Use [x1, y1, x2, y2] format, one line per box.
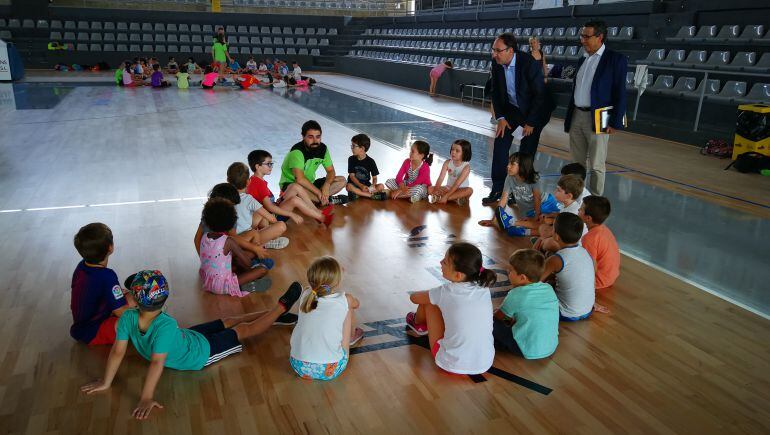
[579, 196, 620, 290]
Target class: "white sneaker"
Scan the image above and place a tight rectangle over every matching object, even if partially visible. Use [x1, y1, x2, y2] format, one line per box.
[264, 237, 289, 249]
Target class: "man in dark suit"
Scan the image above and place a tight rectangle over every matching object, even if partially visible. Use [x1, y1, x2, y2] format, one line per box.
[564, 20, 628, 195]
[482, 33, 546, 206]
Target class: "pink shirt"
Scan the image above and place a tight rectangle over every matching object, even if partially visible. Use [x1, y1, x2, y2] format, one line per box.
[430, 63, 447, 78]
[202, 72, 218, 87]
[395, 159, 432, 187]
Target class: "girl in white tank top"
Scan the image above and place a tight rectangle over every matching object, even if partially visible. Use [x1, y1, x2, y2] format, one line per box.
[428, 139, 475, 205]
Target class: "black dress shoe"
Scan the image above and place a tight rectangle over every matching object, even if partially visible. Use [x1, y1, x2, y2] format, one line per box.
[482, 191, 502, 206]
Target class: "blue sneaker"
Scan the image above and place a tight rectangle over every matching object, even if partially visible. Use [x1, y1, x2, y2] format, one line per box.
[251, 257, 275, 270]
[506, 225, 529, 237]
[496, 206, 514, 231]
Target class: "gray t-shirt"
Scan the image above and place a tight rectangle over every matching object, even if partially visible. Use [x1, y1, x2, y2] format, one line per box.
[235, 192, 262, 234]
[503, 175, 547, 215]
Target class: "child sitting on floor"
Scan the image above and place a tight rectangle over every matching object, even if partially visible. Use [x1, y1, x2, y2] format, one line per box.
[533, 174, 587, 253]
[541, 213, 599, 321]
[478, 152, 560, 236]
[199, 198, 272, 295]
[580, 196, 620, 290]
[405, 242, 497, 375]
[166, 56, 179, 75]
[246, 150, 334, 226]
[560, 162, 591, 206]
[346, 133, 386, 201]
[428, 139, 474, 206]
[81, 270, 301, 420]
[290, 256, 364, 380]
[70, 223, 136, 345]
[227, 162, 289, 250]
[201, 65, 218, 89]
[386, 140, 433, 203]
[150, 64, 170, 88]
[493, 249, 558, 359]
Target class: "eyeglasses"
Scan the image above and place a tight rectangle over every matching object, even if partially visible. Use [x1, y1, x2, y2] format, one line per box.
[261, 162, 274, 168]
[490, 46, 512, 54]
[579, 33, 597, 39]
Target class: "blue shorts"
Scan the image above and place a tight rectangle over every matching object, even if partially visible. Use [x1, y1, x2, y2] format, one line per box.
[525, 194, 561, 218]
[560, 310, 593, 322]
[290, 352, 349, 380]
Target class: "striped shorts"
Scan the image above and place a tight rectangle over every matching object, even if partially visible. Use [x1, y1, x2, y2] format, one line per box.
[385, 179, 428, 201]
[188, 320, 243, 366]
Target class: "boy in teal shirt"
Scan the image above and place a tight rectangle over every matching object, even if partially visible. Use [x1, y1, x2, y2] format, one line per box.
[493, 249, 559, 359]
[81, 270, 301, 420]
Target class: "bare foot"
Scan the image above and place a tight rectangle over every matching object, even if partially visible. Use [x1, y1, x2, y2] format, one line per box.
[594, 303, 610, 314]
[478, 219, 495, 227]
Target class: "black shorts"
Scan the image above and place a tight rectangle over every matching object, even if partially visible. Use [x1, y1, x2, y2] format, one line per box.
[280, 177, 327, 193]
[492, 317, 523, 356]
[188, 319, 243, 366]
[347, 176, 371, 187]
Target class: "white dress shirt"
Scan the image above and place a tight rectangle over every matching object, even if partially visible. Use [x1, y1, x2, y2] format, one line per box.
[573, 44, 605, 108]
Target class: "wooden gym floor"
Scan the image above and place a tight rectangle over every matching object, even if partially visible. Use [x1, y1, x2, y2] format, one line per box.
[0, 73, 767, 434]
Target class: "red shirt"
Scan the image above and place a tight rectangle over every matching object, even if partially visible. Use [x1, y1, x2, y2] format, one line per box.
[246, 175, 273, 204]
[581, 224, 620, 289]
[239, 74, 259, 88]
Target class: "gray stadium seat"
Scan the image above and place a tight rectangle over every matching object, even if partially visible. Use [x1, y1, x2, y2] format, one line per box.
[706, 80, 746, 103]
[130, 34, 141, 42]
[180, 24, 190, 33]
[142, 44, 153, 52]
[77, 43, 88, 51]
[272, 26, 281, 34]
[64, 21, 76, 30]
[77, 32, 89, 41]
[238, 36, 249, 45]
[329, 28, 337, 35]
[227, 36, 237, 44]
[648, 75, 674, 94]
[156, 34, 165, 42]
[311, 48, 320, 56]
[320, 38, 329, 46]
[22, 19, 34, 29]
[715, 25, 740, 41]
[117, 33, 128, 41]
[142, 23, 152, 32]
[51, 20, 62, 29]
[640, 48, 665, 64]
[723, 52, 756, 71]
[662, 49, 685, 66]
[284, 27, 293, 35]
[299, 48, 308, 55]
[167, 24, 178, 33]
[240, 47, 250, 54]
[90, 33, 102, 42]
[683, 78, 720, 100]
[745, 53, 770, 73]
[226, 25, 236, 33]
[104, 44, 115, 52]
[193, 46, 203, 53]
[130, 44, 140, 52]
[738, 83, 770, 104]
[63, 32, 76, 41]
[204, 35, 213, 44]
[736, 25, 764, 42]
[154, 23, 165, 32]
[276, 48, 285, 54]
[142, 34, 153, 42]
[130, 22, 140, 31]
[297, 37, 306, 45]
[565, 27, 578, 41]
[274, 37, 284, 45]
[180, 46, 191, 53]
[179, 35, 190, 43]
[692, 25, 717, 41]
[262, 36, 272, 44]
[553, 27, 566, 40]
[288, 47, 297, 54]
[50, 32, 62, 40]
[683, 50, 707, 68]
[155, 45, 165, 52]
[566, 46, 581, 60]
[104, 22, 114, 31]
[117, 44, 128, 52]
[706, 51, 731, 69]
[250, 36, 259, 44]
[167, 45, 179, 52]
[77, 21, 89, 30]
[104, 33, 115, 41]
[618, 26, 634, 40]
[205, 46, 212, 54]
[117, 22, 127, 31]
[660, 76, 696, 97]
[0, 30, 11, 40]
[203, 25, 213, 34]
[264, 47, 274, 54]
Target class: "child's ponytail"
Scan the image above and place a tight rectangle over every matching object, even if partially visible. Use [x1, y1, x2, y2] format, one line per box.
[301, 256, 342, 313]
[413, 140, 433, 166]
[424, 152, 434, 166]
[446, 242, 497, 288]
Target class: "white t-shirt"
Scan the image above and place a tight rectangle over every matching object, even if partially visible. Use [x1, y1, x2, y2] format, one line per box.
[560, 200, 588, 237]
[246, 60, 257, 71]
[428, 282, 494, 374]
[235, 192, 263, 234]
[578, 186, 591, 205]
[445, 160, 469, 188]
[554, 245, 595, 318]
[290, 290, 349, 363]
[292, 66, 302, 80]
[272, 79, 287, 88]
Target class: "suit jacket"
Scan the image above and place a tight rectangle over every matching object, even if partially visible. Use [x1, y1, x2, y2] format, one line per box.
[490, 51, 546, 127]
[564, 46, 629, 132]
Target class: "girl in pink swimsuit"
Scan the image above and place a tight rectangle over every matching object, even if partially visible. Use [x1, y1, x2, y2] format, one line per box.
[429, 60, 453, 96]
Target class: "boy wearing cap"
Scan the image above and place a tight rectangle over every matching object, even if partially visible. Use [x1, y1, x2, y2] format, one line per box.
[81, 270, 302, 420]
[70, 223, 136, 345]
